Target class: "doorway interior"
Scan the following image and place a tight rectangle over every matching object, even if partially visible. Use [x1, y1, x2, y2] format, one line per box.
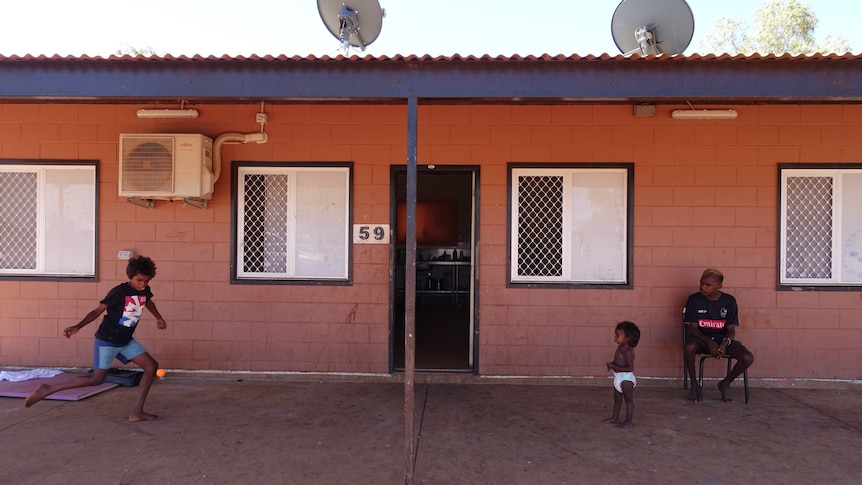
[391, 167, 477, 372]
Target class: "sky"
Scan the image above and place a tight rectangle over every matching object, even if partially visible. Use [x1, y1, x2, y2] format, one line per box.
[0, 0, 858, 57]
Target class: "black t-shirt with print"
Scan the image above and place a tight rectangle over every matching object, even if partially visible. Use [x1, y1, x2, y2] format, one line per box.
[683, 291, 739, 340]
[94, 282, 153, 345]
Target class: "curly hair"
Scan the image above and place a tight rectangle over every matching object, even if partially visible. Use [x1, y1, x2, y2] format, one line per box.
[126, 255, 157, 279]
[616, 320, 640, 348]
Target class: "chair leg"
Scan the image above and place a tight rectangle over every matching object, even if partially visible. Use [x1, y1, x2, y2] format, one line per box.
[697, 356, 706, 402]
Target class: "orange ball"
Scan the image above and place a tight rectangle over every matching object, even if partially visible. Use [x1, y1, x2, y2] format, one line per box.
[156, 368, 166, 378]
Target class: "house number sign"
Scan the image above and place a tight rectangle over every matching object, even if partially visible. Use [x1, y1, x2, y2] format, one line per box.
[353, 224, 390, 244]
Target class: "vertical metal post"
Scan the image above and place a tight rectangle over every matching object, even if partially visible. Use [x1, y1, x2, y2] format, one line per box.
[404, 96, 418, 485]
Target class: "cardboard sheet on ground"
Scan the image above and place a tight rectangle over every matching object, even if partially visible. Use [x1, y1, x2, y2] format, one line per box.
[0, 372, 118, 401]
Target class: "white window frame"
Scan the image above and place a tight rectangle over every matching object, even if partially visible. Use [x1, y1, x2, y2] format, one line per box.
[509, 165, 632, 286]
[780, 165, 862, 287]
[0, 162, 97, 279]
[234, 164, 351, 282]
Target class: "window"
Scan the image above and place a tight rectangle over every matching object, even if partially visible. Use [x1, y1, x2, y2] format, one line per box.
[233, 163, 351, 283]
[780, 165, 862, 287]
[0, 161, 97, 279]
[510, 164, 632, 286]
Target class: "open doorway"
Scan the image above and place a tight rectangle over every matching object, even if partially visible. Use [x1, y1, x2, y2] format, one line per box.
[391, 166, 477, 372]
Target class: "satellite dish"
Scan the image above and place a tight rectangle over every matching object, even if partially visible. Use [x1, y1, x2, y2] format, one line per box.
[317, 0, 385, 53]
[611, 0, 694, 56]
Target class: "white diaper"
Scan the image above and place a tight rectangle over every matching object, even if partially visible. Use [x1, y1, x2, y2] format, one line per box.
[613, 371, 637, 393]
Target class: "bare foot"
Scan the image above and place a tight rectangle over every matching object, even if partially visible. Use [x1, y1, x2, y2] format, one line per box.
[603, 417, 621, 424]
[617, 421, 633, 429]
[24, 384, 50, 408]
[686, 386, 700, 403]
[129, 412, 161, 422]
[716, 381, 734, 403]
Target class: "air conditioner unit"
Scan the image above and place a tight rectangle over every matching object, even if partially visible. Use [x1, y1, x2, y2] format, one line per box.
[118, 134, 214, 200]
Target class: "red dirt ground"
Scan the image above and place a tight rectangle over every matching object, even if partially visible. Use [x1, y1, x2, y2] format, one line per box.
[2, 378, 860, 484]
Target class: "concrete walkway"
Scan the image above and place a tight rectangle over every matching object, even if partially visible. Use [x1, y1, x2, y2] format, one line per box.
[1, 376, 860, 484]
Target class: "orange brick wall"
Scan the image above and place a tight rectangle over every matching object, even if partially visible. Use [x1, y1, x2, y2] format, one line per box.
[1, 102, 861, 381]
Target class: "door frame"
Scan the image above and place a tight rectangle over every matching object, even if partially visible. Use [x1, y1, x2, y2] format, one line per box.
[389, 165, 480, 374]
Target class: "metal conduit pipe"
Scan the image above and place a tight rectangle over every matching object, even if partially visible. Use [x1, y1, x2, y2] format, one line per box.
[211, 131, 269, 184]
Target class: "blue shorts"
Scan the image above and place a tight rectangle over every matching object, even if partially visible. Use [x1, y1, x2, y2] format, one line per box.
[93, 338, 147, 369]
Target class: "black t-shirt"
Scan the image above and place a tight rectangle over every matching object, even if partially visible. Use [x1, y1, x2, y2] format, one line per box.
[683, 291, 739, 339]
[94, 282, 153, 345]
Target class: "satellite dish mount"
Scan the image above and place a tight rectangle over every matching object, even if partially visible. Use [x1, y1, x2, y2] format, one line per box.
[634, 23, 657, 56]
[338, 5, 364, 51]
[318, 0, 385, 54]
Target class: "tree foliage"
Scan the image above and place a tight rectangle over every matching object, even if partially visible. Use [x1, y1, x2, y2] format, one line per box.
[698, 0, 851, 55]
[115, 44, 161, 57]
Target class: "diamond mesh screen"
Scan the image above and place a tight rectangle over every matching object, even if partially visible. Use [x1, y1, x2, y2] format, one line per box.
[242, 173, 289, 274]
[517, 175, 563, 276]
[785, 176, 833, 279]
[0, 171, 38, 269]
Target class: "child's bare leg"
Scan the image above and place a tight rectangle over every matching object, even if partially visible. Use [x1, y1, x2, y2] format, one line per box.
[23, 384, 52, 408]
[128, 352, 160, 422]
[618, 381, 635, 428]
[24, 370, 108, 408]
[603, 390, 623, 423]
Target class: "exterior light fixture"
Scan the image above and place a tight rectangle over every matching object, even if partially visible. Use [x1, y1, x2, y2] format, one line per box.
[671, 109, 737, 120]
[136, 108, 199, 119]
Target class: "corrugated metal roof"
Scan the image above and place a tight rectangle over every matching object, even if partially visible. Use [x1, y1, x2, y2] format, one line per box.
[0, 53, 860, 104]
[0, 52, 859, 62]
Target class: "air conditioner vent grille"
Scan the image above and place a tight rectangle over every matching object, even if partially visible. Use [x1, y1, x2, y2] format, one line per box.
[121, 139, 174, 193]
[118, 133, 213, 199]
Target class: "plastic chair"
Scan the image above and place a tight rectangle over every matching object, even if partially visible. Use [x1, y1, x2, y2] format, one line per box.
[683, 319, 750, 404]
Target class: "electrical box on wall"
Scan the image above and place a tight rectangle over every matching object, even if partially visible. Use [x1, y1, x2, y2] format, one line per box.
[118, 134, 214, 199]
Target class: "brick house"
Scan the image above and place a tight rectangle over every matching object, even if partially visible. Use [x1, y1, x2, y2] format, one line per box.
[1, 53, 860, 384]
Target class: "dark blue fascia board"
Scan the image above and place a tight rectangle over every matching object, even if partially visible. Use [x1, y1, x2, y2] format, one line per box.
[0, 58, 860, 103]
